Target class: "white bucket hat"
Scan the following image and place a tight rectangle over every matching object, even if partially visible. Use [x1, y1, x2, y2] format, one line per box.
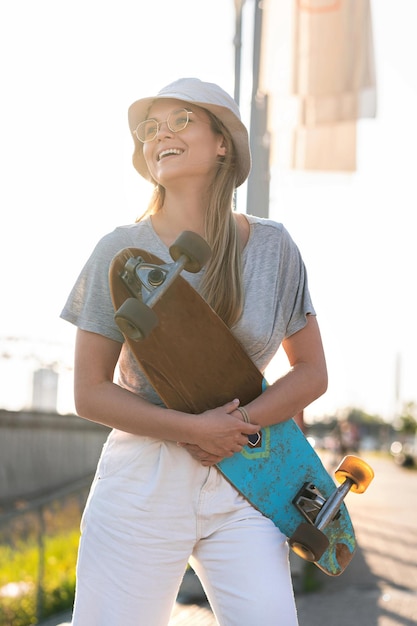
[128, 78, 251, 188]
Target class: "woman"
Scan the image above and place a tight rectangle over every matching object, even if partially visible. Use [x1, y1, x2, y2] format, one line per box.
[61, 77, 327, 625]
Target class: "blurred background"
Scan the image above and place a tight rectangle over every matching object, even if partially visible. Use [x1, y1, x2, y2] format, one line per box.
[0, 1, 416, 623]
[1, 0, 415, 425]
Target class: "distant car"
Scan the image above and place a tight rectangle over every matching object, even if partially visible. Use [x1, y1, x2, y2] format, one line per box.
[390, 440, 417, 467]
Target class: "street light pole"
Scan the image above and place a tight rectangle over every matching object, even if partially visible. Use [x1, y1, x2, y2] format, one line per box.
[233, 0, 245, 106]
[246, 0, 270, 218]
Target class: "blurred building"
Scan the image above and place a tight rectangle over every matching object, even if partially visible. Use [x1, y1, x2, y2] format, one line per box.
[32, 368, 58, 412]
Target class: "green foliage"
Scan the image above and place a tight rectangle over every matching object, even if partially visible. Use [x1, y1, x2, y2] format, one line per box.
[397, 402, 417, 435]
[398, 415, 417, 435]
[0, 530, 79, 625]
[344, 407, 385, 425]
[301, 561, 322, 593]
[0, 495, 83, 625]
[40, 530, 79, 617]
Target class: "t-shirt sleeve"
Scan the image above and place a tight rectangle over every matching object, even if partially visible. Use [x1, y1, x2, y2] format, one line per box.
[279, 225, 315, 340]
[234, 219, 316, 370]
[60, 232, 126, 342]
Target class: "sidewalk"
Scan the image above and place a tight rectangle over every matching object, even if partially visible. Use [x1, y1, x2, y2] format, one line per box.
[40, 455, 417, 626]
[295, 454, 417, 626]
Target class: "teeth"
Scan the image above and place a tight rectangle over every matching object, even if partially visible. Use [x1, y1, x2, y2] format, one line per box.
[158, 148, 183, 161]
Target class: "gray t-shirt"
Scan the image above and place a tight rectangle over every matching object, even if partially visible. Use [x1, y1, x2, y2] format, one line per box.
[61, 214, 315, 405]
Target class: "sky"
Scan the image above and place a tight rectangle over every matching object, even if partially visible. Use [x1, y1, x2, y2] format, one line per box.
[0, 0, 416, 421]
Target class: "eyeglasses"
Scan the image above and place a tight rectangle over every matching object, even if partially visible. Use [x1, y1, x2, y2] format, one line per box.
[134, 108, 194, 143]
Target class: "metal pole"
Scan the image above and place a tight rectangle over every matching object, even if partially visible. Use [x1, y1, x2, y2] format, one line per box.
[233, 0, 244, 106]
[246, 0, 270, 218]
[233, 0, 245, 211]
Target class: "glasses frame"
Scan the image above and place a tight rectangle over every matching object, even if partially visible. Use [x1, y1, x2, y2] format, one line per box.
[134, 108, 194, 143]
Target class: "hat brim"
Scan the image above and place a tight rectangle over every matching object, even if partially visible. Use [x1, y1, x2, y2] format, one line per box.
[128, 96, 251, 188]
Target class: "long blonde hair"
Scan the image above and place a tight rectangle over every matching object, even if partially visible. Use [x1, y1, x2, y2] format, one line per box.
[136, 112, 243, 328]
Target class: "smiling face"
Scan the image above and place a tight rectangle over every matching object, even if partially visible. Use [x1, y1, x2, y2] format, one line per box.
[142, 99, 227, 188]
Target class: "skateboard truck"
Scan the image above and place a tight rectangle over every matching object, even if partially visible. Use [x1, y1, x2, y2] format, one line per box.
[293, 482, 339, 524]
[114, 232, 212, 340]
[120, 258, 173, 304]
[289, 455, 374, 563]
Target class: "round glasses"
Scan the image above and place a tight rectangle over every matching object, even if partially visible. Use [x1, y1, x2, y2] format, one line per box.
[134, 108, 194, 143]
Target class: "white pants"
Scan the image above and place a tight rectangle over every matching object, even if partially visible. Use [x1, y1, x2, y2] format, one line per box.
[71, 431, 298, 626]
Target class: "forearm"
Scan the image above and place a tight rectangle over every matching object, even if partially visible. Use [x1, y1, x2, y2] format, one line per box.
[74, 329, 198, 443]
[243, 315, 328, 427]
[244, 361, 327, 427]
[75, 378, 260, 459]
[75, 378, 198, 442]
[73, 329, 259, 457]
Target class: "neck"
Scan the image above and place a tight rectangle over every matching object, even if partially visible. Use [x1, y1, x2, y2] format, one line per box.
[151, 188, 208, 246]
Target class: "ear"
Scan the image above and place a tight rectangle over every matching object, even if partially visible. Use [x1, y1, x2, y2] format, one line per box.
[217, 136, 227, 157]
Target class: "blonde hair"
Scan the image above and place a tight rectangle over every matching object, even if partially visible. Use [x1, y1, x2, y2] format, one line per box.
[136, 112, 243, 327]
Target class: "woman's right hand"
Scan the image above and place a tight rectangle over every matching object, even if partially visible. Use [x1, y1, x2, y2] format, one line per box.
[179, 399, 260, 464]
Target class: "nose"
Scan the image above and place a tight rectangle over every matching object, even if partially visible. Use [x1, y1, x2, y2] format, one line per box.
[155, 119, 173, 139]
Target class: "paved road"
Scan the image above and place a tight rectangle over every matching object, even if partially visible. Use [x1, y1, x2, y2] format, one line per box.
[296, 453, 417, 626]
[45, 454, 417, 625]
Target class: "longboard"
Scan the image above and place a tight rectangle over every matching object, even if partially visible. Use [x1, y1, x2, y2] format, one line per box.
[109, 232, 374, 576]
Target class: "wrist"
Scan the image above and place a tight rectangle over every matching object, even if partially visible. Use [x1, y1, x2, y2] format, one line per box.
[236, 406, 262, 448]
[236, 406, 251, 423]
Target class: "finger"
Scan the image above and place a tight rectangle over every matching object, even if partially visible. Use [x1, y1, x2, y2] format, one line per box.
[201, 459, 219, 467]
[240, 421, 261, 435]
[223, 398, 240, 414]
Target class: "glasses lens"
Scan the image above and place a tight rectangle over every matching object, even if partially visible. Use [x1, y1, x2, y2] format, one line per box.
[135, 109, 191, 142]
[136, 120, 158, 142]
[167, 109, 190, 133]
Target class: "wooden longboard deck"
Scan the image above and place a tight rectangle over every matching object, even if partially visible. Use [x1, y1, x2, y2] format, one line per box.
[109, 247, 356, 576]
[109, 247, 262, 413]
